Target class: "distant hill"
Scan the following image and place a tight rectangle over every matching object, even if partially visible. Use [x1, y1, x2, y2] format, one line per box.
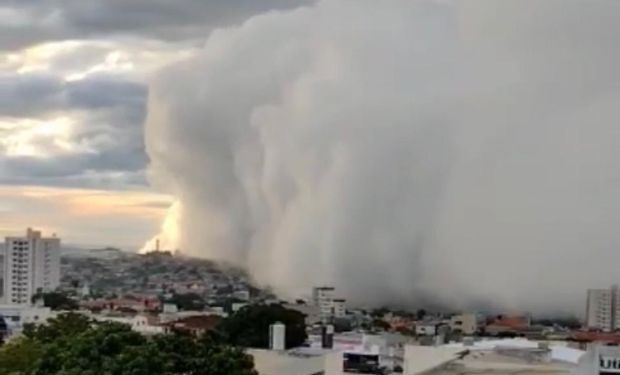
[1, 243, 132, 261]
[62, 246, 133, 260]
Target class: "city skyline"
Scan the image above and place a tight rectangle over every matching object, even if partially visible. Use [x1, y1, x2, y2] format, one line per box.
[3, 1, 620, 314]
[3, 1, 620, 374]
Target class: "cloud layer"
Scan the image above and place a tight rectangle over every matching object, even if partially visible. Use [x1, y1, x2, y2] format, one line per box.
[0, 0, 312, 50]
[1, 0, 308, 189]
[145, 0, 620, 313]
[0, 72, 147, 188]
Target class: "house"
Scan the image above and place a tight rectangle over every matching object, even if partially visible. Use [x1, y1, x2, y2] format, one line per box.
[449, 314, 478, 335]
[163, 315, 222, 336]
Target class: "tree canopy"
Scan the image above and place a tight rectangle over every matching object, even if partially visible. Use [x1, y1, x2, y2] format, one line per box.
[31, 292, 79, 311]
[168, 293, 205, 311]
[217, 303, 307, 349]
[1, 312, 257, 375]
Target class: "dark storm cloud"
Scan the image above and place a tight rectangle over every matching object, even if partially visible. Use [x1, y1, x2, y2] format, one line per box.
[0, 74, 62, 116]
[0, 142, 148, 187]
[0, 0, 311, 190]
[0, 73, 148, 188]
[0, 73, 146, 117]
[0, 0, 313, 50]
[0, 155, 148, 191]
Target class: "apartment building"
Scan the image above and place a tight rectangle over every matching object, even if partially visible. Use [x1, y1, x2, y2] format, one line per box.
[586, 285, 620, 332]
[312, 287, 346, 322]
[3, 229, 60, 305]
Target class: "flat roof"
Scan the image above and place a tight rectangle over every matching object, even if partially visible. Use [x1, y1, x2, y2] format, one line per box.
[248, 349, 327, 375]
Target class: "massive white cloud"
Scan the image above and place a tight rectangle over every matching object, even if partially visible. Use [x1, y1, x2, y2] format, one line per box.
[145, 0, 620, 314]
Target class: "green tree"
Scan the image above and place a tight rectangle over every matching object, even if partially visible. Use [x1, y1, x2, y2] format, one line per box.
[169, 293, 205, 311]
[218, 304, 307, 349]
[31, 291, 79, 311]
[2, 312, 258, 375]
[416, 309, 427, 320]
[23, 312, 91, 343]
[33, 321, 147, 375]
[0, 338, 42, 374]
[370, 307, 390, 318]
[371, 318, 391, 331]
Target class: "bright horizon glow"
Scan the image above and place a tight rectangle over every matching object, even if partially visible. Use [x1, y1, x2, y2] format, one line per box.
[0, 185, 173, 248]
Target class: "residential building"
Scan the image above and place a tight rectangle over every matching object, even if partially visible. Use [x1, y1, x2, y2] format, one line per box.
[161, 315, 222, 336]
[91, 313, 165, 335]
[416, 322, 439, 336]
[450, 313, 478, 335]
[3, 229, 60, 305]
[485, 314, 531, 336]
[233, 289, 251, 301]
[586, 286, 620, 331]
[232, 302, 248, 312]
[0, 304, 55, 337]
[312, 287, 346, 322]
[313, 286, 335, 307]
[333, 299, 346, 318]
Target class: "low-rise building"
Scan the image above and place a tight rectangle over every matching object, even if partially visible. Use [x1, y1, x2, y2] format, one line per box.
[91, 313, 165, 335]
[233, 289, 251, 301]
[232, 302, 248, 312]
[449, 313, 478, 335]
[485, 314, 531, 336]
[416, 321, 441, 336]
[162, 315, 222, 336]
[0, 304, 55, 336]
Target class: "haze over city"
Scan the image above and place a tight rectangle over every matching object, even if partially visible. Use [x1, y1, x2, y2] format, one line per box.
[3, 0, 620, 316]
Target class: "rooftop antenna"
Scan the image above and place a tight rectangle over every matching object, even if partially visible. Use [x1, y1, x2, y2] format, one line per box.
[155, 238, 160, 252]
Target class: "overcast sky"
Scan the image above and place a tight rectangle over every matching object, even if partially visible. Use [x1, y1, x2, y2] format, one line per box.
[0, 0, 311, 248]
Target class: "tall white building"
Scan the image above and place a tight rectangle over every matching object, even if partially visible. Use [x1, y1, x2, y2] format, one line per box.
[586, 285, 620, 332]
[313, 286, 335, 322]
[332, 299, 346, 319]
[312, 287, 346, 322]
[3, 229, 61, 305]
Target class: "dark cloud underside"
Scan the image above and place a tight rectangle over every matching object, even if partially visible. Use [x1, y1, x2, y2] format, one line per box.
[0, 0, 313, 50]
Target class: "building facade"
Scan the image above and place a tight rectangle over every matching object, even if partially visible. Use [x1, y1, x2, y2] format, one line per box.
[3, 229, 61, 305]
[449, 313, 478, 335]
[312, 287, 347, 322]
[586, 285, 620, 331]
[332, 299, 347, 319]
[313, 286, 336, 322]
[0, 304, 55, 337]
